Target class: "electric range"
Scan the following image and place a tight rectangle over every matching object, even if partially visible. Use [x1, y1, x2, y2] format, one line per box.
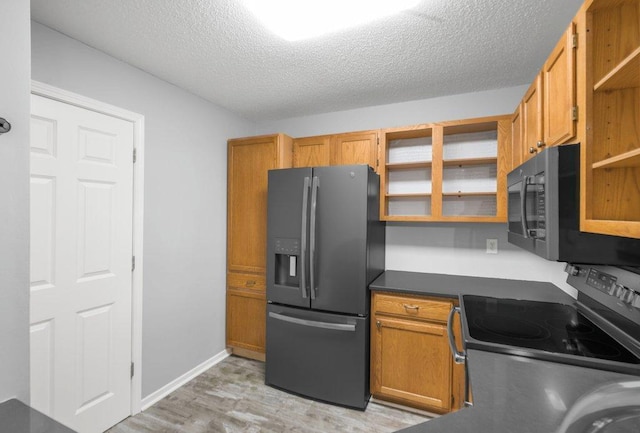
[460, 265, 640, 376]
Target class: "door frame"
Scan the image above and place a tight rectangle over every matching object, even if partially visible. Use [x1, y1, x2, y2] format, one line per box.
[31, 80, 145, 415]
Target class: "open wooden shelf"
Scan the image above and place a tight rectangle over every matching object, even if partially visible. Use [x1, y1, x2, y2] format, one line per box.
[385, 192, 432, 198]
[442, 191, 497, 197]
[594, 46, 640, 92]
[592, 148, 640, 169]
[386, 161, 433, 169]
[442, 157, 497, 167]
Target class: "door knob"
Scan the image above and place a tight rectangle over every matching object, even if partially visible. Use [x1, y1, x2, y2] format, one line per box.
[529, 147, 537, 154]
[536, 141, 546, 149]
[0, 117, 11, 134]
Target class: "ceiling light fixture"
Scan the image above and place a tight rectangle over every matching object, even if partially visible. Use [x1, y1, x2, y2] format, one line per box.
[241, 0, 421, 41]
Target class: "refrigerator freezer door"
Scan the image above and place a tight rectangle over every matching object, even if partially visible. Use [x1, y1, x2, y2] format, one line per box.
[311, 165, 371, 315]
[267, 167, 313, 308]
[265, 304, 370, 410]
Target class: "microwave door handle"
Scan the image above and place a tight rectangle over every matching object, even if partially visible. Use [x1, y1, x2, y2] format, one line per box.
[299, 176, 310, 299]
[520, 175, 530, 239]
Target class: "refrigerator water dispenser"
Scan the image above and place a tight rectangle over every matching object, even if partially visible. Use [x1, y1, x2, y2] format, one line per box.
[274, 238, 300, 288]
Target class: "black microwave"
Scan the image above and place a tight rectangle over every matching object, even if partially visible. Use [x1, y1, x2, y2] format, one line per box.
[507, 143, 640, 266]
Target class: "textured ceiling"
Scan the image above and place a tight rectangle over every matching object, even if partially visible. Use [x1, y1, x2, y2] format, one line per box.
[31, 0, 584, 121]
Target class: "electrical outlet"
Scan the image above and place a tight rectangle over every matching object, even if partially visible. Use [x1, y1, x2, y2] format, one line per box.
[486, 239, 498, 254]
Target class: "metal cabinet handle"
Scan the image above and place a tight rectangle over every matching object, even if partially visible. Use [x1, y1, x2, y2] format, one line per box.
[529, 146, 537, 154]
[536, 140, 546, 149]
[447, 307, 466, 364]
[403, 304, 420, 311]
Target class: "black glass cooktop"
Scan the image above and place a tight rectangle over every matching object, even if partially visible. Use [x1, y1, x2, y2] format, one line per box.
[462, 295, 640, 365]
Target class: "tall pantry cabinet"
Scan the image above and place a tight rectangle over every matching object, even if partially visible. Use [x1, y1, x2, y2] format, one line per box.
[226, 134, 293, 360]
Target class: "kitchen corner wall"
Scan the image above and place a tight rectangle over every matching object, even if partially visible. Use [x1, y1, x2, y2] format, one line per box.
[31, 22, 255, 398]
[0, 2, 31, 403]
[255, 87, 576, 296]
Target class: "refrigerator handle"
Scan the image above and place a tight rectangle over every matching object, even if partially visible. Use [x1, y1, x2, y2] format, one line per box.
[300, 176, 310, 299]
[309, 175, 319, 300]
[269, 312, 356, 332]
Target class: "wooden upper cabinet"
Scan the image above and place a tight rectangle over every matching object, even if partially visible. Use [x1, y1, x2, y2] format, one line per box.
[292, 135, 331, 168]
[331, 131, 379, 170]
[380, 116, 509, 223]
[520, 23, 577, 162]
[227, 134, 292, 274]
[522, 73, 543, 161]
[292, 131, 379, 171]
[543, 23, 577, 147]
[582, 0, 640, 238]
[510, 103, 523, 170]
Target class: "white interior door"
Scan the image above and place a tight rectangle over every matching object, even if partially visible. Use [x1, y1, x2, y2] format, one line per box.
[30, 94, 134, 433]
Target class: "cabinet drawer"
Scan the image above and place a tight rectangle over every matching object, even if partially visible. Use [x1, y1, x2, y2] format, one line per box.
[227, 272, 266, 291]
[374, 293, 453, 323]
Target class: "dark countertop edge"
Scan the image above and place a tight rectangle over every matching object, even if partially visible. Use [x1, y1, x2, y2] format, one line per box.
[370, 270, 575, 306]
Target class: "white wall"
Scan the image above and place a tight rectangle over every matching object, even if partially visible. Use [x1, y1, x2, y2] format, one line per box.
[254, 86, 528, 137]
[31, 22, 255, 398]
[256, 87, 576, 296]
[0, 2, 31, 403]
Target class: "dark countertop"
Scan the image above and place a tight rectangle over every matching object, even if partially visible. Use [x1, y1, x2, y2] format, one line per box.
[370, 271, 637, 433]
[370, 270, 575, 305]
[398, 349, 638, 433]
[0, 399, 76, 433]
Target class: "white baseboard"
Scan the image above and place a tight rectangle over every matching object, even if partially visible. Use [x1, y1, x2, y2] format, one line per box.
[141, 349, 231, 411]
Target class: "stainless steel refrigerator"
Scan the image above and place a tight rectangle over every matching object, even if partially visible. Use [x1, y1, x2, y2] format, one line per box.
[265, 165, 385, 410]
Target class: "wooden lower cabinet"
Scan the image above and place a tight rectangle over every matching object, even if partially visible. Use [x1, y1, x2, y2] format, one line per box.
[371, 292, 465, 413]
[226, 288, 266, 361]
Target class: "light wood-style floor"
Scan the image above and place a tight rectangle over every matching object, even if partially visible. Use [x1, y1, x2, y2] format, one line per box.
[108, 355, 429, 433]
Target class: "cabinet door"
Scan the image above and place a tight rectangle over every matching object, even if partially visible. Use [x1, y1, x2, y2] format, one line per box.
[227, 135, 281, 274]
[331, 131, 379, 171]
[226, 288, 266, 357]
[522, 74, 543, 161]
[510, 104, 523, 170]
[371, 315, 452, 412]
[543, 23, 576, 147]
[293, 136, 330, 168]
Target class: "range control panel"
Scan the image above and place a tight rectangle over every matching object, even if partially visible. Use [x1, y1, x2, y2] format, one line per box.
[567, 264, 640, 309]
[586, 268, 618, 293]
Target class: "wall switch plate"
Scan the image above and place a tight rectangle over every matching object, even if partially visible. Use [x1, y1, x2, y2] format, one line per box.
[486, 239, 498, 254]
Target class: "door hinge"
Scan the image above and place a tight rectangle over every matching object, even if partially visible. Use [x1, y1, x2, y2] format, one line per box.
[572, 33, 578, 49]
[132, 256, 136, 272]
[131, 362, 135, 378]
[571, 106, 579, 121]
[133, 148, 137, 163]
